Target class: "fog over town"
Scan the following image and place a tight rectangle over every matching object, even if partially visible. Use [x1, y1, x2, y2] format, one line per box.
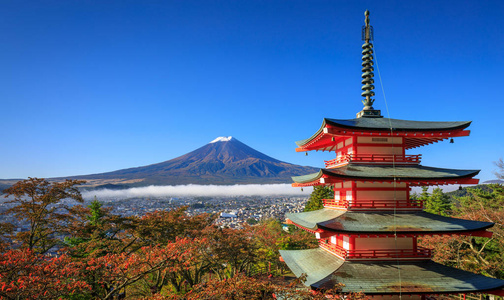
[81, 184, 313, 199]
[81, 183, 469, 200]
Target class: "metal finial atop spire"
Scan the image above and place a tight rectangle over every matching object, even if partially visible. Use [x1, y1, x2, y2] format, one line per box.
[357, 10, 382, 118]
[362, 10, 373, 42]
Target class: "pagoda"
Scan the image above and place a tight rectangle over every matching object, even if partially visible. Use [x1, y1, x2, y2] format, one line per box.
[279, 10, 504, 299]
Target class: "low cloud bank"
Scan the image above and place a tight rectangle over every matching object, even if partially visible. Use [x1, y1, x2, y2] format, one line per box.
[82, 184, 312, 199]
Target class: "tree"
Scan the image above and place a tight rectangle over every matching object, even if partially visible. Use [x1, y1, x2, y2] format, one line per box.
[74, 238, 203, 299]
[421, 185, 504, 279]
[180, 273, 277, 300]
[251, 219, 317, 277]
[134, 207, 215, 246]
[495, 158, 504, 180]
[411, 187, 451, 216]
[424, 187, 452, 216]
[88, 197, 107, 227]
[304, 185, 333, 212]
[0, 249, 90, 300]
[2, 178, 85, 254]
[454, 185, 504, 278]
[202, 227, 257, 280]
[153, 273, 366, 300]
[64, 199, 135, 258]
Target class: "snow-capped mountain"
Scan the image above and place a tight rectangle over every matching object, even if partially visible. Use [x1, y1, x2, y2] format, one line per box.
[66, 137, 318, 188]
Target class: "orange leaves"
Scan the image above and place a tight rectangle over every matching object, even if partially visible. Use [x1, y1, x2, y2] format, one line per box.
[2, 178, 86, 254]
[135, 206, 216, 246]
[77, 237, 202, 299]
[0, 249, 90, 300]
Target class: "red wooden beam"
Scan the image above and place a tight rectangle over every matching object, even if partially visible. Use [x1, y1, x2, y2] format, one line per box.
[296, 126, 470, 152]
[323, 126, 470, 138]
[486, 289, 504, 296]
[294, 177, 479, 187]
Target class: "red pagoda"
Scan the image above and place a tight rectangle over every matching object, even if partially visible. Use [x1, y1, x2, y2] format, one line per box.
[280, 10, 504, 298]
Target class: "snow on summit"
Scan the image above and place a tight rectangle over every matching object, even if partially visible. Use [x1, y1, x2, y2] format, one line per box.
[209, 136, 233, 143]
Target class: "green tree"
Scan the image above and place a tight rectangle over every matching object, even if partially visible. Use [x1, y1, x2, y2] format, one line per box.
[88, 197, 106, 227]
[421, 184, 504, 279]
[413, 186, 430, 201]
[424, 187, 452, 216]
[64, 198, 134, 258]
[304, 185, 333, 212]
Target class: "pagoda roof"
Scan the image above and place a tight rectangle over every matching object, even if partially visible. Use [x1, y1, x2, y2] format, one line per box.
[279, 248, 345, 287]
[285, 209, 493, 234]
[327, 118, 470, 132]
[295, 118, 471, 151]
[292, 164, 479, 186]
[280, 248, 504, 294]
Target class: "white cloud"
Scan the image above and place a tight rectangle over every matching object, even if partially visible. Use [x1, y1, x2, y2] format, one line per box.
[82, 184, 312, 199]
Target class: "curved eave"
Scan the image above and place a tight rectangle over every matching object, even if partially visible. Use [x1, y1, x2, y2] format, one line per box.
[296, 118, 326, 147]
[286, 209, 494, 235]
[286, 209, 345, 231]
[295, 118, 472, 152]
[292, 165, 480, 187]
[280, 249, 504, 295]
[314, 260, 504, 295]
[279, 248, 344, 287]
[325, 118, 471, 132]
[292, 170, 324, 186]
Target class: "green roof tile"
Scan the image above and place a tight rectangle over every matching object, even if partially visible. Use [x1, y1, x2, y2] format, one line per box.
[291, 164, 479, 184]
[315, 260, 504, 294]
[279, 248, 344, 287]
[286, 209, 493, 234]
[281, 249, 504, 294]
[285, 209, 345, 230]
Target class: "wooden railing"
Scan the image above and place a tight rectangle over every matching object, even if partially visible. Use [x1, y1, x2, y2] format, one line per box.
[324, 154, 421, 168]
[447, 294, 504, 300]
[320, 242, 432, 260]
[450, 295, 479, 300]
[319, 242, 347, 258]
[323, 199, 424, 209]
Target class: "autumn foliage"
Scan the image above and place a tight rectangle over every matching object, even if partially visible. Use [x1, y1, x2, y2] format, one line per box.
[419, 184, 504, 279]
[0, 178, 328, 299]
[2, 178, 85, 254]
[0, 249, 90, 300]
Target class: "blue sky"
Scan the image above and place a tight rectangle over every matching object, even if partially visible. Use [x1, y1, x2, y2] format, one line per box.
[1, 0, 503, 182]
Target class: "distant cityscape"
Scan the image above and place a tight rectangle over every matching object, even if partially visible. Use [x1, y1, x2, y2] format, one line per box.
[0, 195, 308, 232]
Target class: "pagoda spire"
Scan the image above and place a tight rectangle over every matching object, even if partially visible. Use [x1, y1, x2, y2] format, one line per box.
[356, 10, 382, 118]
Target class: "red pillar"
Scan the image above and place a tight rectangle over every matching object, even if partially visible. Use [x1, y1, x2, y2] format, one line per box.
[349, 235, 356, 251]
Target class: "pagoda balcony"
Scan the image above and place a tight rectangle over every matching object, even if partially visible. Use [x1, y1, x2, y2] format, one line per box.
[322, 199, 424, 210]
[319, 242, 432, 260]
[324, 154, 421, 168]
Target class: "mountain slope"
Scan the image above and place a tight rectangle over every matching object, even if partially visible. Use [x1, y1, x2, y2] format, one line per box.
[71, 137, 318, 187]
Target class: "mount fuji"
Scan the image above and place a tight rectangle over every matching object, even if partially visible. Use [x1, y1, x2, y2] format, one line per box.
[58, 137, 318, 189]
